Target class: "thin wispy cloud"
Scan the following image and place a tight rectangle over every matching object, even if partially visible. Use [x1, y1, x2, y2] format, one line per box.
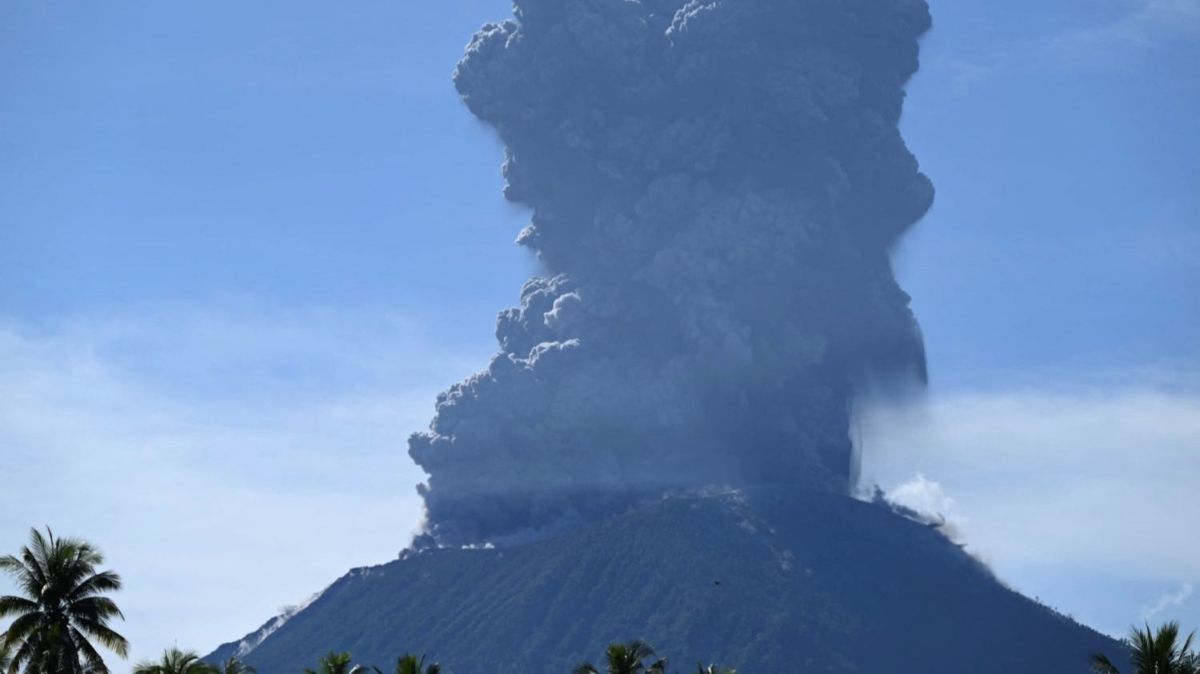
[858, 376, 1200, 633]
[1110, 0, 1198, 43]
[920, 0, 1200, 96]
[0, 303, 473, 668]
[1046, 0, 1200, 67]
[1144, 583, 1195, 620]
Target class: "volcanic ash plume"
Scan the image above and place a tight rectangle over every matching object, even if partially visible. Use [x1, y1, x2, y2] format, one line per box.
[409, 0, 934, 546]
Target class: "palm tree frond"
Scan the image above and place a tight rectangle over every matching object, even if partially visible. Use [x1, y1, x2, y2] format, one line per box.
[70, 627, 111, 674]
[0, 595, 39, 619]
[72, 618, 130, 658]
[69, 571, 124, 602]
[1, 527, 129, 669]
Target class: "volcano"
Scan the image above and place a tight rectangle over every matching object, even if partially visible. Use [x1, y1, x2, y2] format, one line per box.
[210, 490, 1118, 673]
[211, 1, 1125, 670]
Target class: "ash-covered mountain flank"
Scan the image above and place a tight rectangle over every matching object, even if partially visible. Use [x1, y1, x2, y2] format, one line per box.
[412, 0, 934, 548]
[211, 491, 1120, 674]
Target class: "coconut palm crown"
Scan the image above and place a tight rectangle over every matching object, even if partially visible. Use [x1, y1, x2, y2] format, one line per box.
[574, 641, 667, 674]
[373, 654, 439, 674]
[0, 527, 130, 674]
[304, 651, 371, 674]
[1092, 621, 1198, 674]
[132, 648, 218, 674]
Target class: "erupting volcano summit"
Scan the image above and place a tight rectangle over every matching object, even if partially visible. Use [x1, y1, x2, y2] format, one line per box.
[409, 0, 935, 547]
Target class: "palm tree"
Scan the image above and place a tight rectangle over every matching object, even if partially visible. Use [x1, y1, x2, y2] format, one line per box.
[371, 654, 440, 674]
[696, 665, 737, 674]
[1092, 621, 1198, 674]
[1, 641, 12, 673]
[216, 656, 256, 674]
[0, 527, 130, 674]
[132, 648, 218, 674]
[304, 651, 371, 674]
[573, 641, 667, 674]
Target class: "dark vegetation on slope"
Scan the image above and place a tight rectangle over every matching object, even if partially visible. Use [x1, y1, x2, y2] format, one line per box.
[209, 490, 1122, 674]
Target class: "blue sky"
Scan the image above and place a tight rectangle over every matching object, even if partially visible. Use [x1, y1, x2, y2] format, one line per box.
[1, 0, 1197, 669]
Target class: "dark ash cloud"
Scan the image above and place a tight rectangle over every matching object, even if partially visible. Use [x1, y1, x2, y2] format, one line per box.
[410, 0, 934, 546]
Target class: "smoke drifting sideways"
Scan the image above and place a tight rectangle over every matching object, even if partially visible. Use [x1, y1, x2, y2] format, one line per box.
[409, 0, 935, 547]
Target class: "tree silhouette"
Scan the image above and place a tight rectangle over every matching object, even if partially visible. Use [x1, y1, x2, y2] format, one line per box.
[304, 651, 371, 674]
[1092, 622, 1198, 674]
[132, 647, 218, 674]
[0, 527, 129, 674]
[573, 641, 667, 674]
[372, 654, 440, 674]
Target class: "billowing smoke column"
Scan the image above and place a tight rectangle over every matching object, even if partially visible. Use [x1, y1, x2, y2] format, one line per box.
[410, 0, 934, 546]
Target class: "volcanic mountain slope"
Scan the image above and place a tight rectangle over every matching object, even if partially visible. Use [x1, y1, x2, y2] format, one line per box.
[209, 490, 1120, 673]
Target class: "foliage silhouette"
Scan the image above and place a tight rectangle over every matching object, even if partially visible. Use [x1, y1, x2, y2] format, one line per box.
[0, 527, 129, 674]
[304, 651, 372, 674]
[1091, 622, 1198, 674]
[370, 654, 440, 674]
[573, 641, 667, 674]
[132, 647, 218, 674]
